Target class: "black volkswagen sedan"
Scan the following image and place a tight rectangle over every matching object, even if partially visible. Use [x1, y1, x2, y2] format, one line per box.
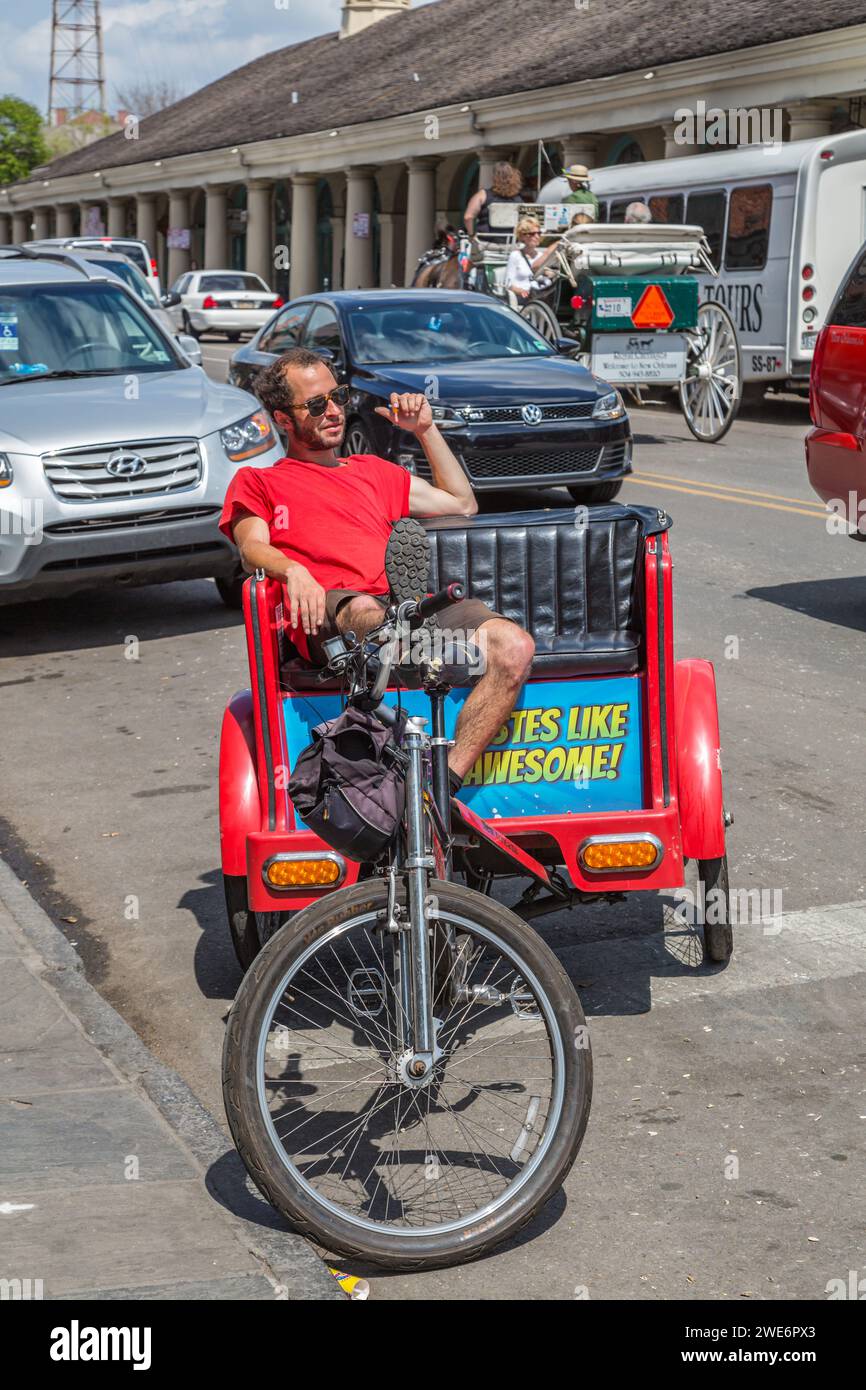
[229, 290, 631, 503]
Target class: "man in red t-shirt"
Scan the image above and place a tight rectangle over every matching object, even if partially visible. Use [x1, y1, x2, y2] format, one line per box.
[219, 347, 534, 787]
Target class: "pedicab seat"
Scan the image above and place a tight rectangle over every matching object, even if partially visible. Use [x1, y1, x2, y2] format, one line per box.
[279, 504, 670, 690]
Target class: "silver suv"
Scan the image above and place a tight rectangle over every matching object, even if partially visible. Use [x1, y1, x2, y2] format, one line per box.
[0, 248, 281, 606]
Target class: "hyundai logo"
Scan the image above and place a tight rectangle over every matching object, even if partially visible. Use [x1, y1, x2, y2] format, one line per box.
[521, 404, 543, 425]
[106, 450, 146, 477]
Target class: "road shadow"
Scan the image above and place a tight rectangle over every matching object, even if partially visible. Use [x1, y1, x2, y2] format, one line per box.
[181, 866, 246, 1004]
[745, 575, 866, 635]
[0, 578, 243, 656]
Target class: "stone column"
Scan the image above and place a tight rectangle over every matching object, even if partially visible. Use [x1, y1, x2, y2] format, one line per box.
[343, 167, 376, 289]
[106, 198, 127, 237]
[136, 192, 158, 252]
[11, 210, 30, 243]
[475, 147, 505, 190]
[32, 207, 51, 239]
[55, 205, 75, 237]
[560, 135, 600, 171]
[662, 122, 698, 159]
[167, 190, 192, 283]
[245, 180, 274, 286]
[403, 156, 438, 284]
[0, 212, 10, 243]
[288, 175, 318, 296]
[377, 211, 396, 287]
[786, 101, 835, 142]
[204, 185, 229, 268]
[330, 213, 344, 289]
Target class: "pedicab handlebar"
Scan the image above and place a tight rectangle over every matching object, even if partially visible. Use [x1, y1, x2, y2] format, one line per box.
[318, 580, 466, 716]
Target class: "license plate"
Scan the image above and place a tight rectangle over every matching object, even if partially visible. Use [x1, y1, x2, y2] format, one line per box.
[800, 331, 817, 353]
[592, 332, 686, 384]
[597, 297, 633, 319]
[231, 300, 255, 309]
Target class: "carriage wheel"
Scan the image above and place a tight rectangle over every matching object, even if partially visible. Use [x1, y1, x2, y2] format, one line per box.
[519, 299, 561, 343]
[679, 301, 741, 443]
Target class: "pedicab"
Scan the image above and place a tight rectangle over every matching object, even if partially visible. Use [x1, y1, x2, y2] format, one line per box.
[468, 204, 742, 442]
[218, 502, 731, 1270]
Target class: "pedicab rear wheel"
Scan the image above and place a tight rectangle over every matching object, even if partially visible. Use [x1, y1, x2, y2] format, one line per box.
[223, 874, 293, 972]
[698, 853, 733, 965]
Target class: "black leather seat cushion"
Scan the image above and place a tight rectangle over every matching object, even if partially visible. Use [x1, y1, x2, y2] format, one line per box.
[424, 507, 645, 677]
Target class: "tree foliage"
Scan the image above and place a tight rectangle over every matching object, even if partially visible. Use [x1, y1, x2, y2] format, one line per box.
[0, 95, 48, 185]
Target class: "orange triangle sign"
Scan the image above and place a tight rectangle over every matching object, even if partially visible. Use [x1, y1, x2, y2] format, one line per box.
[632, 284, 674, 329]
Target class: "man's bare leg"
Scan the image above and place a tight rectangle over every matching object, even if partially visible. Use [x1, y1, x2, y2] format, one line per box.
[448, 619, 535, 780]
[335, 594, 387, 641]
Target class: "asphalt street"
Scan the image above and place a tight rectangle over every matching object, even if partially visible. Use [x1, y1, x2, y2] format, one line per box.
[2, 337, 864, 1299]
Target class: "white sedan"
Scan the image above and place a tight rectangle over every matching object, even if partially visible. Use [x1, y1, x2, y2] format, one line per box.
[165, 270, 283, 341]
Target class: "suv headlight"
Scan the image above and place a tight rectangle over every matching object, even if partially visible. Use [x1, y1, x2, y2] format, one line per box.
[220, 410, 276, 461]
[592, 390, 626, 421]
[0, 454, 12, 487]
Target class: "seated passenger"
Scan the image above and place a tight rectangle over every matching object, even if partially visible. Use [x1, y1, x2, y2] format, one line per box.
[505, 217, 561, 300]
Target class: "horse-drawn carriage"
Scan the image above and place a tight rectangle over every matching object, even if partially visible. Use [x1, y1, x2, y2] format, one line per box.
[430, 204, 742, 443]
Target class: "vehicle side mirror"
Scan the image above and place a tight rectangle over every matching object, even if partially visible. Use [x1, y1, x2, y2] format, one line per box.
[176, 333, 202, 366]
[313, 345, 345, 376]
[554, 335, 580, 355]
[162, 291, 182, 307]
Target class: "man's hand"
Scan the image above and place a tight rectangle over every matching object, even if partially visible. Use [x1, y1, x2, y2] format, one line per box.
[283, 563, 326, 636]
[374, 392, 434, 437]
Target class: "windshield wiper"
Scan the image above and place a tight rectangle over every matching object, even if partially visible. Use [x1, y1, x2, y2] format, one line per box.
[0, 369, 126, 385]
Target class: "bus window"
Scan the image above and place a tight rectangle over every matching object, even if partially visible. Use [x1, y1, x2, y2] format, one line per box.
[686, 191, 726, 269]
[609, 199, 633, 223]
[649, 195, 685, 224]
[597, 201, 608, 223]
[725, 185, 772, 270]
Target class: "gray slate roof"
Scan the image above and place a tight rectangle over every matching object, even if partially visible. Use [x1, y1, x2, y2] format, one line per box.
[20, 0, 866, 186]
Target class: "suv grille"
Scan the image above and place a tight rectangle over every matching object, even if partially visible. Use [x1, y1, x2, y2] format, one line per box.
[43, 439, 202, 502]
[463, 447, 602, 480]
[44, 505, 220, 537]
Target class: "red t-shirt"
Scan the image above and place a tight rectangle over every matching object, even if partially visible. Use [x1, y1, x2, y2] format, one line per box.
[219, 453, 411, 655]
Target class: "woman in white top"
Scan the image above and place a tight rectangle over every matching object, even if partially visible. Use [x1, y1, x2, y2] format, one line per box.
[504, 216, 561, 299]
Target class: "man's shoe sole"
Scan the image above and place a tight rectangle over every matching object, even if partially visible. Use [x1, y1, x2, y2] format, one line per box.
[384, 517, 431, 605]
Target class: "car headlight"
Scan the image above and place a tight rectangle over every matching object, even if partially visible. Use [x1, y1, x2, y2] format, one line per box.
[220, 410, 276, 461]
[0, 453, 12, 487]
[592, 390, 626, 421]
[430, 405, 465, 430]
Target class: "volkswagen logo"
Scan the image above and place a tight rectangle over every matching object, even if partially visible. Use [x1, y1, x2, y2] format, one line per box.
[521, 404, 543, 425]
[106, 450, 146, 477]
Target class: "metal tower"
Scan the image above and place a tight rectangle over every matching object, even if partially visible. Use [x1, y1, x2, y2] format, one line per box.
[48, 0, 106, 124]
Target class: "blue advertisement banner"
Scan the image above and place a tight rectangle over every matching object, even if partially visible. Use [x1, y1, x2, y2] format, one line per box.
[282, 676, 643, 823]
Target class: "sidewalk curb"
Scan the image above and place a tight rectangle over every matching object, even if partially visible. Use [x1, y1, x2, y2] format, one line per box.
[0, 854, 342, 1301]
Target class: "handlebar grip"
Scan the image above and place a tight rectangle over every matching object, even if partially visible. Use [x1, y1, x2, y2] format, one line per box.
[416, 581, 465, 622]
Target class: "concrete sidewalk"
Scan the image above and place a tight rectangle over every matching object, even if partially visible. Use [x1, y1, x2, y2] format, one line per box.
[0, 856, 341, 1301]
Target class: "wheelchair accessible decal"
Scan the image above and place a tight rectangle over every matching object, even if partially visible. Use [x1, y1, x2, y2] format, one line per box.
[282, 675, 643, 822]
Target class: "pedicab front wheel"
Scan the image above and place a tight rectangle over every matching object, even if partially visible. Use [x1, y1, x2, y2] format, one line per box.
[679, 301, 741, 443]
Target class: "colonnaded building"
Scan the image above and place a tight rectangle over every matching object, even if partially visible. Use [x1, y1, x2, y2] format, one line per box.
[2, 0, 866, 296]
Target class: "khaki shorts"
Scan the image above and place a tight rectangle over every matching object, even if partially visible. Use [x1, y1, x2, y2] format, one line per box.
[307, 588, 507, 667]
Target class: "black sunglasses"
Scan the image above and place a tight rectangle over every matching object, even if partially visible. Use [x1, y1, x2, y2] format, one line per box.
[288, 384, 350, 417]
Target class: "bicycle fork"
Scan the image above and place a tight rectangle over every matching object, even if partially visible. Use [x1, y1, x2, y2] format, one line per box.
[392, 715, 438, 1084]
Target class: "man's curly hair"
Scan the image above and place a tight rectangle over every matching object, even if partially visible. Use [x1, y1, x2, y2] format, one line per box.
[254, 347, 332, 416]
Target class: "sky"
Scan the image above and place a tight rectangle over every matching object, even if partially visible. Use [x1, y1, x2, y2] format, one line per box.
[0, 0, 428, 116]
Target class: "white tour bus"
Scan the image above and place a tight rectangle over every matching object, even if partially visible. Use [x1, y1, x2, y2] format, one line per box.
[541, 129, 866, 397]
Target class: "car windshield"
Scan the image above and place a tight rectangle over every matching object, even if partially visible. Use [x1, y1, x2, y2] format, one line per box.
[74, 240, 149, 275]
[0, 281, 179, 382]
[199, 274, 268, 293]
[85, 257, 160, 309]
[344, 300, 556, 364]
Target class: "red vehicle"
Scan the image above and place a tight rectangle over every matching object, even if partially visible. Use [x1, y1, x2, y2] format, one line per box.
[218, 503, 730, 1268]
[807, 243, 866, 536]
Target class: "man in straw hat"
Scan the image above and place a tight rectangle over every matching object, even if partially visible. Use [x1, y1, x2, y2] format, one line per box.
[562, 163, 599, 220]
